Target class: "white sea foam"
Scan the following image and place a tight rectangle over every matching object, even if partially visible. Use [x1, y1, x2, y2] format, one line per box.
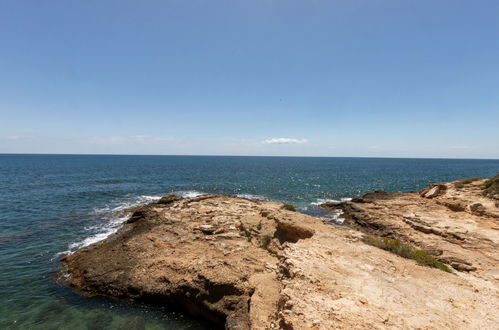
[108, 195, 162, 212]
[67, 214, 129, 251]
[54, 194, 163, 258]
[55, 192, 349, 260]
[55, 193, 211, 258]
[310, 197, 351, 206]
[176, 190, 205, 199]
[322, 215, 345, 225]
[321, 209, 345, 225]
[90, 195, 162, 215]
[235, 194, 267, 200]
[310, 198, 339, 206]
[308, 197, 350, 225]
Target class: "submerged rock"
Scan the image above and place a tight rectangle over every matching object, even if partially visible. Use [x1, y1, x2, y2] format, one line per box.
[62, 188, 499, 329]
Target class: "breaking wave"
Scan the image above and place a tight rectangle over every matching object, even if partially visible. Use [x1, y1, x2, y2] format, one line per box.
[54, 190, 213, 258]
[54, 195, 162, 258]
[310, 197, 352, 206]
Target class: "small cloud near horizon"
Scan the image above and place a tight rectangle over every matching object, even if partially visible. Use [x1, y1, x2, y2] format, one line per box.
[262, 138, 308, 145]
[450, 145, 473, 150]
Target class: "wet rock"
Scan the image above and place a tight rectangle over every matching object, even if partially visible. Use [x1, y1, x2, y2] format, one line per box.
[117, 316, 145, 330]
[157, 194, 183, 205]
[319, 201, 343, 209]
[126, 209, 147, 224]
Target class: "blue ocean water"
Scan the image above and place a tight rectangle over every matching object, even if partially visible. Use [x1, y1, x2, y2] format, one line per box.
[1, 154, 498, 329]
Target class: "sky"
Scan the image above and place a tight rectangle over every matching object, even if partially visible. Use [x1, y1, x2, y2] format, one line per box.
[0, 0, 498, 158]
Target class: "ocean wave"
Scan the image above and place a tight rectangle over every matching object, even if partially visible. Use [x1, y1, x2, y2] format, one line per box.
[91, 195, 162, 215]
[109, 195, 162, 212]
[175, 190, 205, 199]
[54, 195, 163, 259]
[310, 197, 351, 206]
[68, 217, 128, 250]
[321, 209, 345, 225]
[55, 192, 349, 259]
[54, 192, 212, 259]
[321, 215, 345, 225]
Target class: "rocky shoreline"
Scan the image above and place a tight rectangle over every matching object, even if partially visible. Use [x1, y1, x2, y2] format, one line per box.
[60, 176, 499, 329]
[322, 176, 499, 273]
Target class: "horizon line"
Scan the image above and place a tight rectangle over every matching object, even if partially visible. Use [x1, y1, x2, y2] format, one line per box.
[1, 152, 498, 161]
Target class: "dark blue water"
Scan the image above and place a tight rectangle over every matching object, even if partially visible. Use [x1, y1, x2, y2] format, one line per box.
[1, 154, 498, 329]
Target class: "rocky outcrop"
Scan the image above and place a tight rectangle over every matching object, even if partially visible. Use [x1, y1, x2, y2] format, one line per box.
[61, 188, 499, 329]
[61, 195, 318, 329]
[157, 194, 183, 205]
[322, 177, 499, 274]
[419, 183, 447, 198]
[483, 174, 499, 200]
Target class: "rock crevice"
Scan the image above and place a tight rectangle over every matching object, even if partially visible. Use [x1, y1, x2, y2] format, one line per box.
[322, 177, 499, 274]
[61, 181, 499, 329]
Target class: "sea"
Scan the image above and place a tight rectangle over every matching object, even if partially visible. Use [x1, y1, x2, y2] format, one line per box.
[1, 154, 498, 329]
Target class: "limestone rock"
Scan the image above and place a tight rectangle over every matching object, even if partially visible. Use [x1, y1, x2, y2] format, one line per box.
[323, 178, 499, 275]
[61, 188, 499, 329]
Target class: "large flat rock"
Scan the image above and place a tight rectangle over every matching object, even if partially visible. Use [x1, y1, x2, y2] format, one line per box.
[61, 191, 499, 329]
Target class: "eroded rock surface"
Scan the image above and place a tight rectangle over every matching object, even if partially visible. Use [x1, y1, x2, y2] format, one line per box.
[62, 191, 499, 329]
[62, 195, 314, 329]
[323, 178, 499, 275]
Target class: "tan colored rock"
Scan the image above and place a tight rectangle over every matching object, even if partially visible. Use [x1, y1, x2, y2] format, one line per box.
[61, 188, 499, 329]
[420, 183, 447, 198]
[324, 178, 499, 275]
[61, 195, 312, 329]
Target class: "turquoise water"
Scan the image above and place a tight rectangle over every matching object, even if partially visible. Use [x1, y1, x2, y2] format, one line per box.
[1, 154, 498, 329]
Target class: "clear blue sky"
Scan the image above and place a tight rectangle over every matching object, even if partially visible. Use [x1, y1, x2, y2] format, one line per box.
[1, 0, 498, 158]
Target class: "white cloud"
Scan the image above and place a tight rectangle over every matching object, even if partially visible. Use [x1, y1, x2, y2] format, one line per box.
[368, 145, 383, 150]
[450, 145, 473, 150]
[262, 138, 308, 145]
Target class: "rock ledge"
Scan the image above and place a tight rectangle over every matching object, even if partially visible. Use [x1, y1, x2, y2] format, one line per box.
[62, 187, 499, 329]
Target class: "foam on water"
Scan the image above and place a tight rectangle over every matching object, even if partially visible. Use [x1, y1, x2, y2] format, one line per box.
[56, 192, 350, 259]
[4, 154, 497, 329]
[308, 197, 351, 224]
[56, 192, 210, 258]
[56, 195, 163, 257]
[67, 214, 129, 251]
[321, 209, 346, 225]
[176, 190, 205, 199]
[310, 197, 351, 206]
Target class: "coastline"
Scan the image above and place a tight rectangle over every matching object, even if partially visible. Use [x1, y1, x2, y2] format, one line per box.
[60, 175, 499, 329]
